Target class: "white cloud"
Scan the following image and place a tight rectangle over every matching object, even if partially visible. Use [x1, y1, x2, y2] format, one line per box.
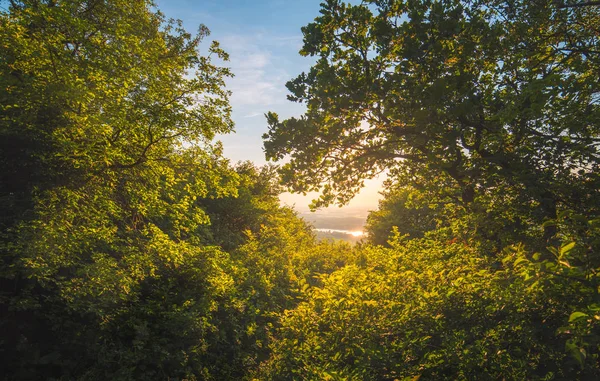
[237, 52, 270, 69]
[219, 33, 295, 107]
[243, 111, 263, 118]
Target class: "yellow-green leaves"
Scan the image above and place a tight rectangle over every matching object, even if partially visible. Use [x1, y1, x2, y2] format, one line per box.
[0, 1, 249, 379]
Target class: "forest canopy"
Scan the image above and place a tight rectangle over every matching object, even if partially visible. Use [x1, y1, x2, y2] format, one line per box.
[1, 0, 600, 380]
[264, 0, 600, 233]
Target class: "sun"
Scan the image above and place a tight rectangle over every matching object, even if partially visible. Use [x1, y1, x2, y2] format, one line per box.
[350, 231, 364, 237]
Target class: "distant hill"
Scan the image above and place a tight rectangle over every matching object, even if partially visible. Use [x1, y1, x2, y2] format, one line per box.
[299, 211, 367, 232]
[314, 229, 364, 244]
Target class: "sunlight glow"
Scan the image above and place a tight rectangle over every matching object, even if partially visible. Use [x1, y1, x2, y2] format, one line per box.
[350, 231, 364, 237]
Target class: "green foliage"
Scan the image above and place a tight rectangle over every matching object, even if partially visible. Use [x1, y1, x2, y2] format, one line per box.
[264, 0, 600, 244]
[197, 162, 284, 251]
[261, 233, 600, 380]
[215, 199, 356, 378]
[0, 1, 256, 379]
[260, 5, 600, 376]
[507, 211, 600, 371]
[365, 186, 438, 246]
[2, 0, 600, 379]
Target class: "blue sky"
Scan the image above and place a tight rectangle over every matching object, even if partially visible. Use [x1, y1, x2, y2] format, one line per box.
[156, 0, 383, 215]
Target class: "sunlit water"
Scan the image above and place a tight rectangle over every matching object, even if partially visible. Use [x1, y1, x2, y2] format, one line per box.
[314, 228, 365, 237]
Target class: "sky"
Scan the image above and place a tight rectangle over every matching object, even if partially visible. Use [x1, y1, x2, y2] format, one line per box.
[156, 0, 384, 216]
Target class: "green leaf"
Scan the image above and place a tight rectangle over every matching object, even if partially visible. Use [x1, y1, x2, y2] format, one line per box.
[560, 242, 576, 256]
[568, 312, 588, 322]
[566, 341, 586, 368]
[513, 257, 529, 267]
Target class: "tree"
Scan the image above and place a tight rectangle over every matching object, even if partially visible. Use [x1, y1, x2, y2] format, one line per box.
[263, 0, 600, 242]
[365, 186, 438, 246]
[0, 1, 251, 378]
[196, 162, 285, 251]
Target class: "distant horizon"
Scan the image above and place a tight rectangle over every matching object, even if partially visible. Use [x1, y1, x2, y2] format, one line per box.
[279, 172, 385, 218]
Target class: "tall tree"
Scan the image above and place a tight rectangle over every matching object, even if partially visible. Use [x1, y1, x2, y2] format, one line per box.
[264, 0, 600, 241]
[0, 1, 249, 378]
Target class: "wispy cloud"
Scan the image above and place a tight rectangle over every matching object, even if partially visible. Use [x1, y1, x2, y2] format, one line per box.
[243, 111, 263, 118]
[219, 33, 297, 108]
